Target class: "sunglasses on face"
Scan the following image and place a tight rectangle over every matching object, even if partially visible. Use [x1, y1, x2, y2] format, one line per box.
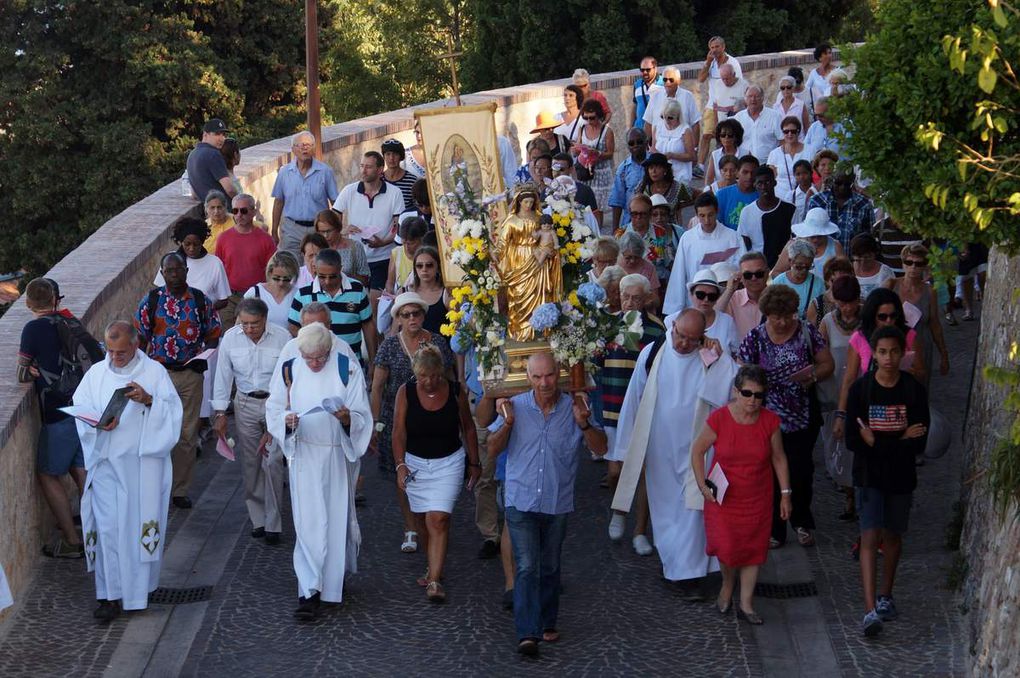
[902, 259, 926, 267]
[718, 132, 734, 138]
[780, 85, 793, 90]
[693, 290, 720, 302]
[627, 140, 645, 146]
[231, 207, 250, 215]
[663, 77, 676, 83]
[742, 270, 767, 280]
[399, 309, 424, 319]
[640, 68, 653, 73]
[271, 276, 293, 283]
[739, 388, 767, 400]
[415, 261, 435, 269]
[876, 312, 899, 321]
[582, 116, 597, 121]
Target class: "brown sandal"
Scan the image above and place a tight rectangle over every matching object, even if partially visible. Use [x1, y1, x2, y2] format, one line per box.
[416, 569, 430, 587]
[426, 580, 446, 603]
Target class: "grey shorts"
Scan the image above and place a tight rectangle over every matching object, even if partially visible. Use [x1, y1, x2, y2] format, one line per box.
[38, 417, 85, 476]
[856, 487, 912, 534]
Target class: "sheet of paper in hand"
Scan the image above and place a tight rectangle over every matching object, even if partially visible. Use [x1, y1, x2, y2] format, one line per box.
[296, 396, 347, 417]
[216, 435, 236, 461]
[902, 301, 922, 329]
[699, 347, 720, 368]
[700, 247, 739, 266]
[708, 463, 730, 504]
[60, 386, 131, 428]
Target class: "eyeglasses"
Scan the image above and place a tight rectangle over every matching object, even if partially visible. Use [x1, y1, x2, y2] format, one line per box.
[398, 309, 424, 319]
[742, 270, 767, 280]
[271, 276, 293, 283]
[640, 68, 653, 73]
[693, 290, 720, 302]
[231, 207, 250, 215]
[316, 228, 337, 235]
[876, 312, 899, 321]
[663, 77, 676, 83]
[738, 388, 767, 400]
[902, 259, 926, 267]
[780, 85, 793, 90]
[302, 353, 329, 365]
[782, 129, 799, 135]
[791, 264, 812, 272]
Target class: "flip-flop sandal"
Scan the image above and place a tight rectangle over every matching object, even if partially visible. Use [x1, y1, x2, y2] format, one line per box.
[416, 569, 430, 587]
[426, 581, 446, 603]
[542, 629, 560, 642]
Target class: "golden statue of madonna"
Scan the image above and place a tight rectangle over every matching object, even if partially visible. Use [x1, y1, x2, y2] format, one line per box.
[492, 183, 564, 342]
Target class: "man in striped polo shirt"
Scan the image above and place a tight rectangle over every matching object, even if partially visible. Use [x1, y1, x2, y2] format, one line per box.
[600, 274, 665, 555]
[288, 249, 375, 365]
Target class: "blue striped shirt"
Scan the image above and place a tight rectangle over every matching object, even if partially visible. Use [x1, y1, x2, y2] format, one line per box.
[288, 276, 371, 353]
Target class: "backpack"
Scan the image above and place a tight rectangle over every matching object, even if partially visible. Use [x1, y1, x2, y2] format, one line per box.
[39, 314, 105, 408]
[281, 353, 350, 390]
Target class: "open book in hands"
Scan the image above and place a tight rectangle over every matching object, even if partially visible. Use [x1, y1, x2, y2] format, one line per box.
[292, 396, 346, 418]
[59, 387, 131, 428]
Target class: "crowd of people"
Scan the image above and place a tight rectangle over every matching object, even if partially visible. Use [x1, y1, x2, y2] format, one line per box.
[12, 37, 984, 655]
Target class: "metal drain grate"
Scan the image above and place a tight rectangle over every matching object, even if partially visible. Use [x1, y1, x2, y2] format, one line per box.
[754, 582, 818, 599]
[148, 586, 213, 605]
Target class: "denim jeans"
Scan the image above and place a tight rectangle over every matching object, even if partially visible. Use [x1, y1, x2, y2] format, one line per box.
[505, 506, 569, 641]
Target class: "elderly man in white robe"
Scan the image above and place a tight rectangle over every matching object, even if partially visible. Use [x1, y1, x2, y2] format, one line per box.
[266, 322, 372, 620]
[611, 309, 738, 600]
[72, 321, 182, 621]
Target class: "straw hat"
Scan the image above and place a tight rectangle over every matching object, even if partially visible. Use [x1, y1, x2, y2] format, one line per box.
[531, 111, 560, 134]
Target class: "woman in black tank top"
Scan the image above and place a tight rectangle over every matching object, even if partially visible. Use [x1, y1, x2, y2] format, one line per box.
[392, 345, 481, 603]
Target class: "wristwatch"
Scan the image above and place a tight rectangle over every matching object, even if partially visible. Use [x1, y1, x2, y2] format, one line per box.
[374, 422, 385, 433]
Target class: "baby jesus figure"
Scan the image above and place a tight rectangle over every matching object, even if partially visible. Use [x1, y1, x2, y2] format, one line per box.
[533, 214, 559, 265]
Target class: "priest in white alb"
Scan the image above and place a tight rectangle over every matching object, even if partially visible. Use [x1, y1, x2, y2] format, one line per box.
[611, 309, 738, 600]
[266, 322, 372, 620]
[72, 321, 182, 621]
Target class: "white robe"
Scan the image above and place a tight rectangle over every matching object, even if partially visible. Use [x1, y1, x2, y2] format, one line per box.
[0, 564, 12, 611]
[613, 339, 734, 581]
[266, 350, 372, 602]
[663, 226, 746, 315]
[73, 351, 182, 609]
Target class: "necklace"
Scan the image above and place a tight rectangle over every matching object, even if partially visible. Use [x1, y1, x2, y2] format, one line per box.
[834, 309, 859, 333]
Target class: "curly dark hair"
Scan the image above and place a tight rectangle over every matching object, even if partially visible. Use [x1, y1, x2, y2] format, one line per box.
[715, 118, 744, 147]
[171, 216, 211, 246]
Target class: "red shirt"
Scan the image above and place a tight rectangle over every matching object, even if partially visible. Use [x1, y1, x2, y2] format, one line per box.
[215, 227, 277, 292]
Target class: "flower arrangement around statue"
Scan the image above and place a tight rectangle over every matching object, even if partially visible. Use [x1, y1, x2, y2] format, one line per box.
[530, 282, 644, 387]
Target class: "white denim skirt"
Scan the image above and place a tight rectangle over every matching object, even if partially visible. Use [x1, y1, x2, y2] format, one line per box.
[404, 448, 465, 513]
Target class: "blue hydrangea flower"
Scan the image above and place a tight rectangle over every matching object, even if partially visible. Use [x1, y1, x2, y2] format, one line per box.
[530, 303, 561, 331]
[577, 282, 607, 306]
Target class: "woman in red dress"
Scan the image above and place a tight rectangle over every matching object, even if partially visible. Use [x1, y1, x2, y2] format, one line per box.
[691, 365, 793, 625]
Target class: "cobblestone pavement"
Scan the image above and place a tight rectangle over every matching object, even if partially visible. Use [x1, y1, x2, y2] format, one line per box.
[806, 309, 977, 677]
[0, 310, 978, 677]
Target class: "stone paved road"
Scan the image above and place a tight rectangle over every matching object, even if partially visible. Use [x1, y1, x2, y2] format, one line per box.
[0, 309, 977, 677]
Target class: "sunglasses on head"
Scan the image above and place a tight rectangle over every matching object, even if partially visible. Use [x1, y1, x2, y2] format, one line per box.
[742, 270, 767, 280]
[876, 312, 899, 321]
[693, 290, 720, 301]
[231, 207, 250, 215]
[739, 388, 767, 400]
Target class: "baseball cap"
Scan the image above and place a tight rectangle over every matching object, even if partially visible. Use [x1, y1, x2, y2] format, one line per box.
[202, 118, 229, 134]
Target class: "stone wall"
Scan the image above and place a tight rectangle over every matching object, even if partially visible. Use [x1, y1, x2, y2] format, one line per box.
[0, 48, 819, 622]
[959, 248, 1020, 676]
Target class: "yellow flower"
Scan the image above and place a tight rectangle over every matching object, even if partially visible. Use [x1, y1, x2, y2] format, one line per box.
[568, 291, 580, 307]
[440, 323, 456, 337]
[556, 228, 566, 237]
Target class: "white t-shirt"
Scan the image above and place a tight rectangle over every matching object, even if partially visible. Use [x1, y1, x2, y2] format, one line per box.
[713, 78, 749, 115]
[766, 144, 815, 195]
[333, 181, 405, 263]
[733, 107, 783, 164]
[707, 55, 744, 106]
[710, 145, 749, 180]
[244, 283, 298, 330]
[642, 88, 702, 130]
[857, 263, 896, 298]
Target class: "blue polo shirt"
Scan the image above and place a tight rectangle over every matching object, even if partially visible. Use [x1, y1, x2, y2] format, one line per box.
[271, 159, 339, 222]
[288, 276, 371, 354]
[488, 391, 598, 515]
[608, 155, 647, 223]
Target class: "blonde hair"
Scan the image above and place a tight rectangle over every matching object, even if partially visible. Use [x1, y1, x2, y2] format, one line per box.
[412, 343, 445, 377]
[265, 250, 300, 280]
[900, 243, 929, 262]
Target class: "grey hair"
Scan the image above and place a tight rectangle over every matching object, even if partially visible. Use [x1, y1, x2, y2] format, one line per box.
[719, 63, 735, 77]
[734, 364, 768, 390]
[204, 190, 228, 208]
[237, 297, 268, 318]
[745, 84, 763, 97]
[232, 192, 255, 208]
[526, 351, 558, 376]
[265, 250, 300, 279]
[618, 231, 646, 257]
[786, 238, 816, 262]
[597, 265, 626, 288]
[779, 75, 796, 89]
[662, 66, 680, 80]
[661, 99, 684, 123]
[296, 322, 333, 355]
[619, 273, 651, 294]
[740, 251, 768, 267]
[104, 320, 138, 343]
[300, 301, 330, 322]
[814, 95, 830, 112]
[292, 131, 316, 147]
[594, 235, 621, 259]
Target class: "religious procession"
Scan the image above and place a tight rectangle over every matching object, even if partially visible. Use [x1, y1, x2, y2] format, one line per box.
[13, 38, 973, 661]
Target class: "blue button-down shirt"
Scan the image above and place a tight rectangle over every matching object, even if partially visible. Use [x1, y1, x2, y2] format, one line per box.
[271, 158, 339, 221]
[608, 156, 647, 223]
[488, 390, 591, 515]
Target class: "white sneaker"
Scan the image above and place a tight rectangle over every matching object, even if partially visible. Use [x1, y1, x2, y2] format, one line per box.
[608, 514, 626, 541]
[632, 534, 654, 556]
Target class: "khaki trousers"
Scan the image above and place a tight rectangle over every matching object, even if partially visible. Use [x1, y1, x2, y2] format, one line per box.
[233, 393, 285, 532]
[470, 393, 498, 541]
[218, 293, 243, 332]
[168, 369, 205, 497]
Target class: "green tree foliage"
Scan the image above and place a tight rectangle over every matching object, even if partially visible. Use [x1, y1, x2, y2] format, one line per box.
[839, 0, 1020, 251]
[0, 0, 313, 279]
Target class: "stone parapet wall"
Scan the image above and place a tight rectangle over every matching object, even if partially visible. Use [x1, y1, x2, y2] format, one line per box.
[0, 48, 818, 621]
